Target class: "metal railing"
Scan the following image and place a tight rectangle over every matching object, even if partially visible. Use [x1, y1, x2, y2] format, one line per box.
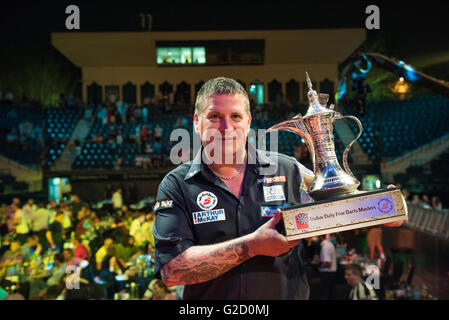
[404, 203, 449, 241]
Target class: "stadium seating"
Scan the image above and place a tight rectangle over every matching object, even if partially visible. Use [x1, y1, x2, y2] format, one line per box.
[0, 104, 43, 165]
[44, 107, 82, 168]
[368, 95, 449, 158]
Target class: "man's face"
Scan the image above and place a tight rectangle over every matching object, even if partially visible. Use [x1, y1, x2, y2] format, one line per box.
[194, 94, 251, 163]
[63, 250, 71, 261]
[27, 237, 37, 247]
[344, 269, 361, 287]
[10, 242, 20, 253]
[104, 238, 113, 247]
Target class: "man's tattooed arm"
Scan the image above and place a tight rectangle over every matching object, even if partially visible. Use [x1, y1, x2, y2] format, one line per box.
[160, 234, 255, 286]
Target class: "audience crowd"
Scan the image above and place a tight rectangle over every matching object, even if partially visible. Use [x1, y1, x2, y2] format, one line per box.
[0, 188, 179, 300]
[0, 180, 442, 300]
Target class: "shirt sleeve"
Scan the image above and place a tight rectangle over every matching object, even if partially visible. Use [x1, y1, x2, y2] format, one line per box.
[153, 175, 196, 279]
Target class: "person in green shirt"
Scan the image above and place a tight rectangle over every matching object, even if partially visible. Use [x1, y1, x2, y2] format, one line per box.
[116, 235, 138, 262]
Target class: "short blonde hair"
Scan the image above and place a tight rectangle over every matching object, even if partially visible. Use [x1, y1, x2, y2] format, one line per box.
[194, 77, 250, 116]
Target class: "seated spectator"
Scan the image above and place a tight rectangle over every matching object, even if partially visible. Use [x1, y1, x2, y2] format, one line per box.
[95, 238, 114, 271]
[63, 249, 75, 267]
[14, 205, 30, 244]
[75, 206, 92, 235]
[344, 263, 378, 300]
[431, 196, 443, 210]
[98, 245, 126, 299]
[411, 195, 420, 206]
[143, 279, 176, 300]
[112, 188, 123, 210]
[116, 131, 123, 145]
[5, 198, 20, 233]
[30, 202, 49, 234]
[129, 213, 148, 248]
[46, 253, 67, 287]
[153, 125, 162, 139]
[45, 212, 65, 252]
[114, 157, 122, 170]
[73, 235, 90, 265]
[142, 155, 152, 169]
[93, 134, 104, 144]
[0, 241, 23, 266]
[59, 202, 73, 235]
[116, 235, 138, 262]
[135, 155, 144, 168]
[139, 126, 148, 142]
[22, 198, 37, 220]
[21, 235, 42, 261]
[420, 194, 431, 209]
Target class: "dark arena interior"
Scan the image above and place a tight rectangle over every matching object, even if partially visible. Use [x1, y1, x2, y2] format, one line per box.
[0, 1, 449, 307]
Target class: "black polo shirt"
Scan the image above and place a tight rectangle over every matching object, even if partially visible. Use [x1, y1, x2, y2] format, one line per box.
[153, 142, 314, 300]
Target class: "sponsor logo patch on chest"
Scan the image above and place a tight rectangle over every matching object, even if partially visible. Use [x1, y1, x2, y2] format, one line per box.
[260, 204, 290, 217]
[196, 191, 218, 210]
[257, 176, 287, 184]
[192, 208, 226, 225]
[263, 185, 286, 202]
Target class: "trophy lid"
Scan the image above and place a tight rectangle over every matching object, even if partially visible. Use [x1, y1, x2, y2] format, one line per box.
[303, 72, 334, 118]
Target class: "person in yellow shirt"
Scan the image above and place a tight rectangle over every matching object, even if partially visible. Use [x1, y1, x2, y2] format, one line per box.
[95, 238, 114, 271]
[14, 207, 30, 244]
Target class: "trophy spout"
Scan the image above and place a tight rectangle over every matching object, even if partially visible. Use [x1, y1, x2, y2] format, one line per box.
[266, 116, 316, 173]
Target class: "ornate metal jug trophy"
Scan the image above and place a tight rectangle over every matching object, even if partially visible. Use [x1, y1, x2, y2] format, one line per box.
[267, 73, 408, 240]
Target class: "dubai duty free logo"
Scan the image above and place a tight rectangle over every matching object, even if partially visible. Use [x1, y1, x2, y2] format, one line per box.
[295, 212, 309, 230]
[377, 198, 394, 214]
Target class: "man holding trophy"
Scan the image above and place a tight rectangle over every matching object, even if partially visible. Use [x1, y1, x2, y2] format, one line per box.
[153, 76, 406, 300]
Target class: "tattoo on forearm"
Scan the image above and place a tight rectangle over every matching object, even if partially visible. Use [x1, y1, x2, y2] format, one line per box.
[162, 239, 251, 286]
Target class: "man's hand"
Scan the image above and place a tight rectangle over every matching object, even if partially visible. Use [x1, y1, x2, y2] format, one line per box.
[384, 184, 407, 227]
[161, 210, 299, 287]
[247, 210, 300, 257]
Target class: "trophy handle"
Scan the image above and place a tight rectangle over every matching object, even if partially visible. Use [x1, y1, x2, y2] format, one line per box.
[333, 113, 363, 180]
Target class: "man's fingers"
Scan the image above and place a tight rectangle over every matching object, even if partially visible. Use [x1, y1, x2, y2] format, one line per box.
[384, 219, 406, 227]
[267, 209, 283, 228]
[387, 184, 396, 189]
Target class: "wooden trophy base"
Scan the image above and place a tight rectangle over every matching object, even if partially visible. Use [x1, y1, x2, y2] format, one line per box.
[282, 188, 408, 241]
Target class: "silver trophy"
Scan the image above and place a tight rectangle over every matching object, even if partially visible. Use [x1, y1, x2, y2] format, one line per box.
[267, 73, 407, 240]
[267, 72, 363, 200]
